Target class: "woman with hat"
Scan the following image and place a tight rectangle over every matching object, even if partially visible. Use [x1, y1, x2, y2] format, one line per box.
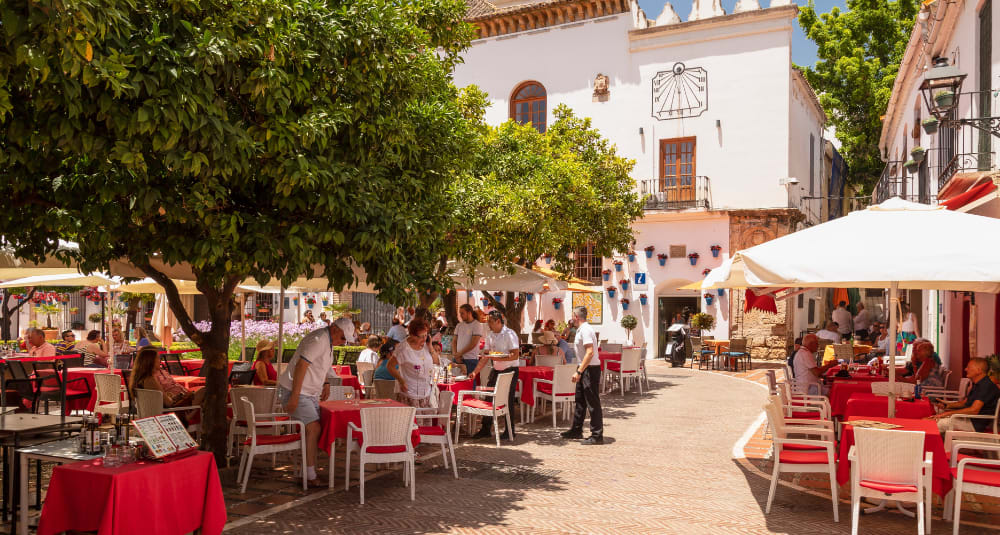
[253, 339, 278, 386]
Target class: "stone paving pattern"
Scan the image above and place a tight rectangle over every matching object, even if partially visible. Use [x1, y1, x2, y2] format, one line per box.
[224, 360, 999, 534]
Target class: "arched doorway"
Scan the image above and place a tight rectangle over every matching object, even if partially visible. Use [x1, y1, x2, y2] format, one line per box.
[652, 279, 699, 360]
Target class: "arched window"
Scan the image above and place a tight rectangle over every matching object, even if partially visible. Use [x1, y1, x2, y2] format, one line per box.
[510, 82, 547, 133]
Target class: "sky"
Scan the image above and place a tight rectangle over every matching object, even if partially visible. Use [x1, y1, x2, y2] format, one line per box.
[635, 0, 848, 67]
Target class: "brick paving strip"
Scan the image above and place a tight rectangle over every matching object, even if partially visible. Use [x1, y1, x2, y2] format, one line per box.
[221, 361, 999, 534]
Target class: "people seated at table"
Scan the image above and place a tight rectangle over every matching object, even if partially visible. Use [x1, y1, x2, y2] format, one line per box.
[386, 318, 407, 343]
[318, 311, 330, 325]
[872, 323, 889, 352]
[134, 327, 151, 348]
[357, 336, 380, 366]
[558, 319, 578, 363]
[430, 319, 444, 346]
[470, 310, 521, 441]
[129, 347, 205, 417]
[792, 334, 837, 395]
[374, 339, 398, 380]
[252, 339, 278, 386]
[853, 303, 872, 340]
[929, 357, 1000, 433]
[277, 321, 348, 486]
[25, 327, 56, 358]
[78, 330, 111, 368]
[55, 330, 77, 352]
[300, 310, 315, 324]
[111, 327, 131, 355]
[815, 322, 841, 343]
[386, 318, 440, 409]
[532, 320, 543, 334]
[831, 301, 853, 339]
[898, 339, 945, 387]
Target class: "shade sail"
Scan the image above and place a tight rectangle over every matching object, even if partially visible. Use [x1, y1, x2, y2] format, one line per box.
[729, 198, 1000, 293]
[0, 273, 120, 288]
[531, 266, 592, 286]
[450, 261, 567, 293]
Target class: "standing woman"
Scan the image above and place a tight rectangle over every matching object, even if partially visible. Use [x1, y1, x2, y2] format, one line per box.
[387, 318, 440, 409]
[896, 302, 919, 355]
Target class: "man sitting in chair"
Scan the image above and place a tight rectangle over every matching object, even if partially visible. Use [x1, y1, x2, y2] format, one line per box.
[929, 357, 1000, 434]
[792, 334, 837, 396]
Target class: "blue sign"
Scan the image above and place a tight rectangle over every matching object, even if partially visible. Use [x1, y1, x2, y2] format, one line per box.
[633, 272, 647, 285]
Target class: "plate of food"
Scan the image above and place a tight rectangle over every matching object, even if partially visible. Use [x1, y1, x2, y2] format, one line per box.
[453, 375, 468, 381]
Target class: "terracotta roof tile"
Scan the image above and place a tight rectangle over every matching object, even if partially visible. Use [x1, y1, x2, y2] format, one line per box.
[465, 0, 498, 18]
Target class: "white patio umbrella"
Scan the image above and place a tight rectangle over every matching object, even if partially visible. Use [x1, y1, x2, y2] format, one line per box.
[713, 197, 1000, 415]
[448, 261, 568, 293]
[0, 272, 121, 288]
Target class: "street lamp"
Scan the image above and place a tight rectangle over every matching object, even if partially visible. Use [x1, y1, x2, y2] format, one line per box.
[919, 57, 966, 120]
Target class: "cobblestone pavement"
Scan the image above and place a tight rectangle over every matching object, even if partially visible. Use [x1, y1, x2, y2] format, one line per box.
[225, 361, 997, 534]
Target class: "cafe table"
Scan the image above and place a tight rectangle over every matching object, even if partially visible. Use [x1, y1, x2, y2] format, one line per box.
[843, 393, 935, 420]
[836, 416, 951, 497]
[17, 438, 102, 535]
[701, 340, 731, 370]
[437, 378, 476, 404]
[598, 352, 621, 372]
[37, 450, 226, 535]
[64, 368, 125, 413]
[829, 380, 886, 418]
[517, 366, 554, 406]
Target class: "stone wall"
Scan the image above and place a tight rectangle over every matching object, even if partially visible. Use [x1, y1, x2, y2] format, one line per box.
[727, 208, 804, 360]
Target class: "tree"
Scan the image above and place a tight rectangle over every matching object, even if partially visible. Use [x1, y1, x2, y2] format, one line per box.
[798, 0, 919, 192]
[0, 0, 476, 463]
[445, 101, 644, 329]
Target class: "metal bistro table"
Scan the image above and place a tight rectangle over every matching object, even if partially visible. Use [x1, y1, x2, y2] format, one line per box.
[17, 438, 101, 535]
[0, 414, 81, 535]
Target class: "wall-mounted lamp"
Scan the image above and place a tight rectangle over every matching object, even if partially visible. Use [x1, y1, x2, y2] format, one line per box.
[778, 177, 800, 187]
[638, 127, 644, 135]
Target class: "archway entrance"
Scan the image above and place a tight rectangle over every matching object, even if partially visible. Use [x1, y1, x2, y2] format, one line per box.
[656, 296, 698, 359]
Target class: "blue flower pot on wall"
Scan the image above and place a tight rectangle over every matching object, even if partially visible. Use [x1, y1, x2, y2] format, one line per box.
[602, 272, 610, 281]
[639, 296, 648, 306]
[704, 295, 714, 306]
[553, 301, 561, 310]
[322, 300, 329, 307]
[717, 289, 724, 297]
[614, 263, 623, 272]
[620, 281, 629, 291]
[644, 249, 654, 259]
[608, 288, 616, 298]
[622, 302, 630, 311]
[627, 253, 636, 262]
[658, 256, 667, 266]
[526, 293, 533, 301]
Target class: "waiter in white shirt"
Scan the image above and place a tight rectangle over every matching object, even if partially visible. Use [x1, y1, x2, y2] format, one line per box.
[831, 301, 853, 338]
[470, 310, 520, 441]
[560, 306, 603, 445]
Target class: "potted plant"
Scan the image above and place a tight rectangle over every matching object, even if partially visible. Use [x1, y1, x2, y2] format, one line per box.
[492, 291, 503, 300]
[552, 297, 563, 310]
[921, 117, 939, 135]
[480, 297, 490, 306]
[717, 288, 725, 296]
[88, 312, 103, 330]
[688, 252, 700, 266]
[627, 250, 636, 262]
[543, 253, 552, 264]
[702, 268, 712, 277]
[621, 298, 631, 310]
[36, 303, 61, 330]
[619, 278, 630, 291]
[910, 146, 926, 164]
[710, 245, 722, 258]
[639, 293, 648, 306]
[305, 296, 316, 308]
[606, 286, 617, 298]
[644, 245, 655, 258]
[703, 293, 714, 305]
[934, 89, 955, 108]
[621, 314, 638, 343]
[690, 312, 715, 332]
[322, 298, 329, 307]
[613, 260, 623, 272]
[904, 159, 919, 174]
[69, 307, 79, 315]
[657, 253, 668, 266]
[602, 269, 612, 281]
[525, 293, 534, 301]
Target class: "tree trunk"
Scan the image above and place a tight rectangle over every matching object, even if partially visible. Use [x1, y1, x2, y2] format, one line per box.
[443, 290, 459, 332]
[126, 297, 141, 335]
[504, 291, 526, 333]
[1, 289, 35, 340]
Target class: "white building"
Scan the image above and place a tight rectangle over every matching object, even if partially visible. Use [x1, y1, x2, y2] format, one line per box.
[878, 0, 1000, 381]
[454, 0, 829, 359]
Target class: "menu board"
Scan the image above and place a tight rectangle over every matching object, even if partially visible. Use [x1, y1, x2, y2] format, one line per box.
[131, 414, 197, 459]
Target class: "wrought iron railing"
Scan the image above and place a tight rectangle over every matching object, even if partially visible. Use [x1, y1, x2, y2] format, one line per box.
[638, 176, 711, 211]
[873, 159, 936, 205]
[933, 90, 997, 190]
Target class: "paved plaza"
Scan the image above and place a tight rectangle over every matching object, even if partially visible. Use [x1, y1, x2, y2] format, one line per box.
[223, 361, 999, 534]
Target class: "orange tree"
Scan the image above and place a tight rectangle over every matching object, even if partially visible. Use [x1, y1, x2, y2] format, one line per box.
[0, 0, 476, 463]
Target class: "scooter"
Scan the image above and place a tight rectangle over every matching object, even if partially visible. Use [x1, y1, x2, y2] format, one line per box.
[662, 323, 689, 367]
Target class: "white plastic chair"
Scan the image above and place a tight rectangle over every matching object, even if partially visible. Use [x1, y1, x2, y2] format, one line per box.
[606, 347, 642, 396]
[356, 362, 375, 395]
[93, 373, 128, 417]
[534, 354, 562, 368]
[763, 396, 839, 522]
[532, 364, 576, 426]
[373, 379, 396, 400]
[415, 390, 458, 478]
[871, 382, 916, 397]
[942, 431, 1000, 533]
[765, 370, 780, 396]
[923, 375, 968, 401]
[778, 382, 830, 420]
[455, 371, 514, 447]
[237, 396, 307, 493]
[848, 427, 932, 535]
[345, 406, 417, 504]
[227, 386, 280, 458]
[950, 397, 1000, 434]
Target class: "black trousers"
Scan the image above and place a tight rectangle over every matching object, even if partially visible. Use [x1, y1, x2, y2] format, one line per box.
[570, 365, 603, 438]
[479, 368, 518, 437]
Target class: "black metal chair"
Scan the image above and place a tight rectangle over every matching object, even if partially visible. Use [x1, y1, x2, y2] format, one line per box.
[1, 362, 39, 412]
[31, 361, 91, 415]
[281, 348, 296, 363]
[61, 355, 84, 369]
[241, 347, 256, 362]
[160, 354, 186, 376]
[228, 362, 255, 386]
[114, 353, 134, 370]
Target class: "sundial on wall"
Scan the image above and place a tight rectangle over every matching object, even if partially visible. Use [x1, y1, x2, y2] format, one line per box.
[651, 62, 708, 121]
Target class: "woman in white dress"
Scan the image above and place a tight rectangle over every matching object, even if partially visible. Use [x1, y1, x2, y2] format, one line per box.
[387, 318, 441, 409]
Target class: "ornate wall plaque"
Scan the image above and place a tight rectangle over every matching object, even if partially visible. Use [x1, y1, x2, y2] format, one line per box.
[593, 73, 610, 102]
[652, 62, 708, 120]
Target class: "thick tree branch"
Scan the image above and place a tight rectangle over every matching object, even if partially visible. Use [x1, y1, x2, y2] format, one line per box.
[135, 262, 201, 344]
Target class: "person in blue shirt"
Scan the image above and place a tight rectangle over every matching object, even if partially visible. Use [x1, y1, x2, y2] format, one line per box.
[374, 339, 399, 381]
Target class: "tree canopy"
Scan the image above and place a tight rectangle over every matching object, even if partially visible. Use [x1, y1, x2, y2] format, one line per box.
[0, 0, 476, 461]
[798, 0, 919, 192]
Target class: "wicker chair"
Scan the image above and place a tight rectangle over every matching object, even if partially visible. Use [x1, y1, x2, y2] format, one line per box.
[415, 390, 458, 478]
[237, 396, 306, 493]
[455, 372, 513, 447]
[849, 427, 931, 534]
[227, 386, 280, 458]
[345, 406, 418, 504]
[93, 373, 129, 417]
[605, 347, 643, 396]
[373, 379, 396, 400]
[531, 364, 575, 426]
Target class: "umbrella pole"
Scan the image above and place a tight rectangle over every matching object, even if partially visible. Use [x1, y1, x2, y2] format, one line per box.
[887, 282, 899, 417]
[108, 291, 116, 371]
[240, 292, 246, 362]
[277, 287, 285, 364]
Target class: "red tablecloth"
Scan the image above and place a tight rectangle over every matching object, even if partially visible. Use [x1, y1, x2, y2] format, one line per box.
[825, 366, 873, 377]
[844, 393, 935, 420]
[318, 399, 420, 454]
[6, 353, 81, 363]
[179, 359, 236, 375]
[837, 417, 951, 497]
[830, 380, 886, 417]
[437, 379, 475, 404]
[599, 352, 621, 371]
[174, 376, 206, 390]
[38, 450, 226, 535]
[65, 368, 125, 412]
[336, 372, 360, 393]
[518, 366, 554, 406]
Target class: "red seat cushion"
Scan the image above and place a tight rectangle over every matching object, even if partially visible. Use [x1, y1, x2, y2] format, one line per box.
[536, 383, 574, 396]
[859, 480, 919, 494]
[953, 453, 1000, 470]
[605, 361, 637, 373]
[365, 445, 407, 454]
[418, 425, 446, 436]
[778, 450, 831, 464]
[790, 411, 823, 419]
[952, 465, 1000, 487]
[783, 442, 827, 451]
[242, 433, 301, 446]
[462, 399, 504, 411]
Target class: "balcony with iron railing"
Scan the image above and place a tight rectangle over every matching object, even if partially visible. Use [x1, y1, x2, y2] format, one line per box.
[873, 159, 936, 205]
[930, 90, 997, 192]
[638, 176, 712, 211]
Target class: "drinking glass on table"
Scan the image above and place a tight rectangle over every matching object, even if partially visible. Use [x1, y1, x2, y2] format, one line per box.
[344, 388, 355, 404]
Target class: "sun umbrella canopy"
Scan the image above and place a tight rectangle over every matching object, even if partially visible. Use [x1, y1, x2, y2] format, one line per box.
[450, 261, 568, 293]
[0, 272, 121, 288]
